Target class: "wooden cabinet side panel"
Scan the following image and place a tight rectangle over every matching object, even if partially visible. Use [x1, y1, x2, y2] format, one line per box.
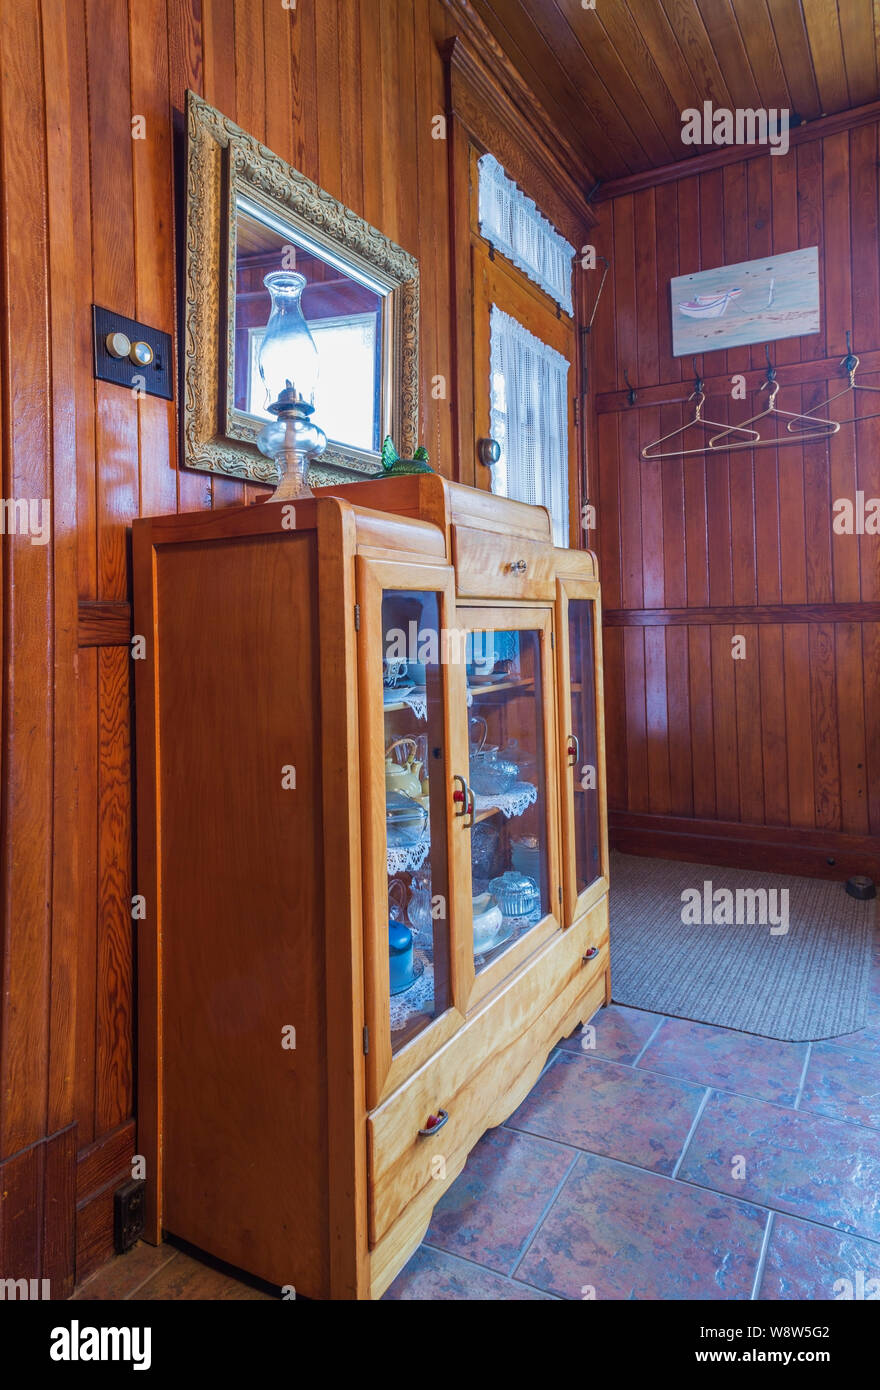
[152, 530, 330, 1295]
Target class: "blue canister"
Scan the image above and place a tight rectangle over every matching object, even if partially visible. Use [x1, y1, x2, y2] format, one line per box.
[389, 919, 415, 994]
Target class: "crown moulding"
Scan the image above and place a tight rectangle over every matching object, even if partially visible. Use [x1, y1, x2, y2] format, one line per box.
[596, 98, 880, 201]
[439, 7, 597, 234]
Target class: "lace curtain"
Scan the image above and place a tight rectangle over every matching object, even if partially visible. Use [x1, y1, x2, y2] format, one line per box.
[478, 153, 574, 314]
[489, 305, 571, 548]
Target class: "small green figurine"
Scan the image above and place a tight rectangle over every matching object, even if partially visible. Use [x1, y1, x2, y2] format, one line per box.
[380, 434, 433, 476]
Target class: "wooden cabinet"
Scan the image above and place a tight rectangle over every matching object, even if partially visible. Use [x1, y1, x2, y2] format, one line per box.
[132, 475, 609, 1300]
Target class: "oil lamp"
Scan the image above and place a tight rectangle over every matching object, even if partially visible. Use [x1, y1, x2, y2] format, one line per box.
[256, 270, 326, 500]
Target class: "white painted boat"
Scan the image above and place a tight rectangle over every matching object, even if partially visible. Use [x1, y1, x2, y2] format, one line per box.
[677, 288, 742, 319]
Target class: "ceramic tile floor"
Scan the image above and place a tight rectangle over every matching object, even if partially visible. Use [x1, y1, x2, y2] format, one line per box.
[74, 917, 880, 1303]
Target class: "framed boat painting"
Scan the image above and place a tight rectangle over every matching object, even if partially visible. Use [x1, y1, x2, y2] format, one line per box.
[670, 247, 819, 357]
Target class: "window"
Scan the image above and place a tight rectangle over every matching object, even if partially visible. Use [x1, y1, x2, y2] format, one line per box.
[489, 306, 571, 547]
[478, 153, 574, 314]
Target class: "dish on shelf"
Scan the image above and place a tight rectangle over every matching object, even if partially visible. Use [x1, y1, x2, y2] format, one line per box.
[383, 684, 413, 704]
[389, 951, 425, 997]
[488, 870, 540, 918]
[386, 790, 428, 845]
[472, 892, 504, 953]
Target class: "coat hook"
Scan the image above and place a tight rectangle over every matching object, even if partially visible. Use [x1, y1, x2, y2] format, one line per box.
[692, 356, 704, 395]
[764, 344, 776, 383]
[842, 328, 858, 375]
[623, 367, 637, 406]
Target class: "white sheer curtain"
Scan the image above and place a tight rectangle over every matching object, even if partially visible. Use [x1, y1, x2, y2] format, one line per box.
[478, 153, 574, 314]
[489, 305, 571, 548]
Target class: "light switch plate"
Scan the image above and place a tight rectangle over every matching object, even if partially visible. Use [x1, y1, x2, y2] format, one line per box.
[92, 305, 174, 401]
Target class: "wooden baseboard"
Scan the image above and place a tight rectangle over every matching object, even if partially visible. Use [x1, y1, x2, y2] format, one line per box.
[75, 1120, 136, 1284]
[610, 811, 880, 882]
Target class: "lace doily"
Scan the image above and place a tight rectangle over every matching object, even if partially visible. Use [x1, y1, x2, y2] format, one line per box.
[387, 835, 431, 875]
[389, 953, 435, 1030]
[400, 691, 427, 720]
[473, 780, 537, 820]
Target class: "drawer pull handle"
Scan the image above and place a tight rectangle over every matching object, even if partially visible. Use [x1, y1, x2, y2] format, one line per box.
[568, 733, 580, 767]
[509, 559, 528, 574]
[419, 1109, 449, 1137]
[582, 947, 599, 963]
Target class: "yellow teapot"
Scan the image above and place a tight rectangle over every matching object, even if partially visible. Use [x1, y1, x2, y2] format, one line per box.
[384, 738, 424, 800]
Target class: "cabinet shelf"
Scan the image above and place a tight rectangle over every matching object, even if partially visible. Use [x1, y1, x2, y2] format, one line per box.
[468, 677, 534, 699]
[381, 676, 536, 714]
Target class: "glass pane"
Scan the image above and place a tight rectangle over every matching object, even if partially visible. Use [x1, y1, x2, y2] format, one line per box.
[489, 303, 570, 547]
[568, 599, 601, 894]
[466, 626, 550, 973]
[234, 202, 384, 453]
[381, 591, 450, 1053]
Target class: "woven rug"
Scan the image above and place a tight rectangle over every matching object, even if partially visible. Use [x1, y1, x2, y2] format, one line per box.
[609, 851, 876, 1041]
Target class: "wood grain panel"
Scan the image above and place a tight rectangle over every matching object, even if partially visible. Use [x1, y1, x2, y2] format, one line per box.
[96, 648, 134, 1133]
[475, 0, 878, 181]
[595, 123, 880, 876]
[0, 0, 53, 1158]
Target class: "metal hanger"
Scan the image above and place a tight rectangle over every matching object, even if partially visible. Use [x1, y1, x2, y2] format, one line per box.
[786, 332, 880, 430]
[640, 361, 760, 459]
[708, 352, 840, 451]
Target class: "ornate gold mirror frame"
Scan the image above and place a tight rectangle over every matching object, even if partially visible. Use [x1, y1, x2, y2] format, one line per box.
[182, 91, 420, 485]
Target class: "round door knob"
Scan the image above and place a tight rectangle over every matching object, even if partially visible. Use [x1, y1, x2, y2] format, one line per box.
[478, 437, 501, 468]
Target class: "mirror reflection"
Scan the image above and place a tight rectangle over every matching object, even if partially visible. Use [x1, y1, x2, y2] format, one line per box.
[234, 200, 386, 455]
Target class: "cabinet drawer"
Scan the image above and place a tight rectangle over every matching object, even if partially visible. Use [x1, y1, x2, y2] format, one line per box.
[367, 899, 609, 1247]
[453, 525, 556, 600]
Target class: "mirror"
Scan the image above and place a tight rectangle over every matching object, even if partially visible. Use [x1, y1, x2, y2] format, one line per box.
[183, 93, 419, 486]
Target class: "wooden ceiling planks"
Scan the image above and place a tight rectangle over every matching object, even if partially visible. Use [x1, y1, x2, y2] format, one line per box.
[476, 0, 880, 179]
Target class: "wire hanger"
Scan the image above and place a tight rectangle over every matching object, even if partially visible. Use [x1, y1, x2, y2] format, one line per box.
[640, 359, 760, 459]
[786, 331, 880, 431]
[708, 350, 840, 451]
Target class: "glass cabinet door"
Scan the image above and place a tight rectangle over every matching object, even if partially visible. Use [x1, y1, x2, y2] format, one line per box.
[380, 587, 452, 1055]
[557, 579, 607, 921]
[457, 608, 561, 1000]
[357, 558, 469, 1108]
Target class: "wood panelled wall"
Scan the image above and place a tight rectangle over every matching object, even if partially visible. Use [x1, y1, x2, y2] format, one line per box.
[0, 0, 472, 1293]
[586, 119, 880, 879]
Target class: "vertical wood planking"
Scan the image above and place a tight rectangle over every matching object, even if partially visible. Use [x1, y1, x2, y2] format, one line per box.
[783, 623, 815, 828]
[75, 649, 99, 1148]
[864, 623, 880, 835]
[665, 625, 693, 816]
[644, 626, 671, 814]
[758, 625, 789, 825]
[688, 626, 716, 818]
[167, 0, 213, 512]
[0, 0, 53, 1157]
[602, 627, 627, 811]
[623, 628, 649, 812]
[42, 0, 85, 1138]
[710, 625, 739, 821]
[95, 649, 133, 1132]
[131, 0, 180, 521]
[835, 622, 869, 834]
[808, 622, 841, 831]
[733, 624, 764, 824]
